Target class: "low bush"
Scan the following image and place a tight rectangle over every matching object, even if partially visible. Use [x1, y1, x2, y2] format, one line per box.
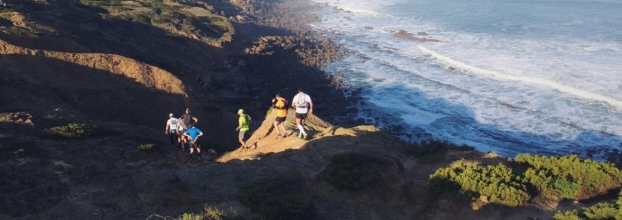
[318, 153, 385, 190]
[428, 153, 622, 208]
[406, 140, 474, 164]
[553, 191, 622, 220]
[80, 0, 122, 7]
[138, 143, 155, 150]
[430, 160, 528, 206]
[237, 175, 314, 220]
[514, 154, 622, 200]
[176, 204, 244, 220]
[42, 123, 118, 139]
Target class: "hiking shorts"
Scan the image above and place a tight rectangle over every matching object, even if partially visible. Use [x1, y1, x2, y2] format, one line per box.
[238, 130, 247, 139]
[189, 139, 200, 149]
[275, 116, 286, 123]
[295, 113, 307, 120]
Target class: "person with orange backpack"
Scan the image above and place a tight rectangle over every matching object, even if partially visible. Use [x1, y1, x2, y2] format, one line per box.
[271, 93, 289, 139]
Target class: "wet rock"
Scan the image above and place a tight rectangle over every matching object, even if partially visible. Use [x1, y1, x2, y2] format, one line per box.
[393, 30, 442, 42]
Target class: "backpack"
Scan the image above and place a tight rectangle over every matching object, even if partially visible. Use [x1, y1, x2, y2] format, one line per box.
[275, 99, 288, 110]
[296, 94, 308, 108]
[244, 114, 252, 125]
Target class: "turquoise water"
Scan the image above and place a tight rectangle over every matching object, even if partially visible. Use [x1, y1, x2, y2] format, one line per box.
[311, 0, 622, 159]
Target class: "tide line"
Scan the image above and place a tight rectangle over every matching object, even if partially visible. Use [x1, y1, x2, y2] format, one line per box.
[418, 45, 622, 109]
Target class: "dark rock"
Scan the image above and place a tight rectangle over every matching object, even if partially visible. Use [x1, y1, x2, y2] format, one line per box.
[356, 117, 365, 124]
[393, 30, 442, 42]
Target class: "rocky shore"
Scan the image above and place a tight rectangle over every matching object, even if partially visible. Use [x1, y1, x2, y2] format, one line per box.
[197, 0, 361, 125]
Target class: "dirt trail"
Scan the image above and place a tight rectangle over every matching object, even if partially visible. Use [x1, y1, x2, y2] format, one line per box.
[218, 109, 359, 162]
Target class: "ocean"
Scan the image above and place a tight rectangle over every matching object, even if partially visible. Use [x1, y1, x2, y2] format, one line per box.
[309, 0, 622, 159]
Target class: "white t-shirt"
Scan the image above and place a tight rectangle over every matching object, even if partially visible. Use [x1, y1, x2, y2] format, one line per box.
[292, 93, 312, 114]
[167, 118, 179, 130]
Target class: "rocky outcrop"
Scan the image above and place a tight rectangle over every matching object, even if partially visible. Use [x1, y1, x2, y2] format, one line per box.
[393, 30, 442, 42]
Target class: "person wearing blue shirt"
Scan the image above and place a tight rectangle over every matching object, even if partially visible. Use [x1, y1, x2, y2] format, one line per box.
[183, 125, 203, 162]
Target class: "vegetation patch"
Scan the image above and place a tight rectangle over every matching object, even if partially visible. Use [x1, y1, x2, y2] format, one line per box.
[237, 175, 315, 220]
[318, 153, 386, 191]
[42, 123, 118, 139]
[0, 7, 11, 13]
[175, 204, 244, 220]
[515, 154, 622, 200]
[429, 154, 622, 208]
[430, 160, 528, 206]
[138, 143, 155, 150]
[80, 0, 122, 7]
[83, 0, 234, 47]
[553, 191, 622, 220]
[406, 139, 474, 164]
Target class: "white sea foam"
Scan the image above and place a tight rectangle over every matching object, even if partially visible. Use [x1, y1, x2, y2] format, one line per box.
[418, 45, 622, 109]
[311, 0, 622, 158]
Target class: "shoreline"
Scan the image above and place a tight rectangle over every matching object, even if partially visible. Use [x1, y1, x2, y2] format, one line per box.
[238, 0, 622, 163]
[218, 0, 364, 126]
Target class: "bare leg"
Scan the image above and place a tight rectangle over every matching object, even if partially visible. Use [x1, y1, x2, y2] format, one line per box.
[273, 121, 281, 135]
[279, 123, 287, 137]
[239, 137, 247, 148]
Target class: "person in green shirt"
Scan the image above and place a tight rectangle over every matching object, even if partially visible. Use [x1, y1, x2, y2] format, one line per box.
[235, 109, 252, 150]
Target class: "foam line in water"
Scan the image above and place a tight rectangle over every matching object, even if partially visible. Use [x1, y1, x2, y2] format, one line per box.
[333, 6, 382, 16]
[418, 45, 622, 109]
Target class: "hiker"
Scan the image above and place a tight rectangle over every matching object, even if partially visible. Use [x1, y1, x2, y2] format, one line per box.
[292, 87, 313, 139]
[235, 109, 251, 150]
[183, 125, 203, 162]
[164, 113, 179, 149]
[271, 93, 289, 139]
[178, 108, 198, 149]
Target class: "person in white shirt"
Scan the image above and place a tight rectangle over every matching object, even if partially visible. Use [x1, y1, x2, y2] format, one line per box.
[292, 87, 313, 140]
[165, 113, 180, 149]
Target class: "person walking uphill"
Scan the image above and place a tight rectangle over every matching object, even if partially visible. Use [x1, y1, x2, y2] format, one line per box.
[164, 113, 179, 149]
[272, 93, 289, 139]
[292, 87, 313, 140]
[236, 109, 252, 150]
[178, 108, 198, 149]
[183, 125, 203, 162]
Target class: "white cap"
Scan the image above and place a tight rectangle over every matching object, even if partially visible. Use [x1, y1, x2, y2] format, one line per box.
[169, 113, 174, 117]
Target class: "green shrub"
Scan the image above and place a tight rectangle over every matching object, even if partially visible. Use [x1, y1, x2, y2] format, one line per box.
[42, 123, 117, 139]
[318, 153, 385, 190]
[583, 203, 618, 219]
[551, 178, 582, 199]
[406, 140, 474, 164]
[553, 209, 582, 220]
[514, 154, 622, 200]
[428, 152, 622, 209]
[80, 0, 122, 7]
[237, 175, 314, 220]
[429, 160, 528, 207]
[138, 143, 155, 150]
[554, 190, 622, 220]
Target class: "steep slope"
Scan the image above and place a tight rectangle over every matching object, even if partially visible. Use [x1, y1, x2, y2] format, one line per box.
[0, 38, 238, 145]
